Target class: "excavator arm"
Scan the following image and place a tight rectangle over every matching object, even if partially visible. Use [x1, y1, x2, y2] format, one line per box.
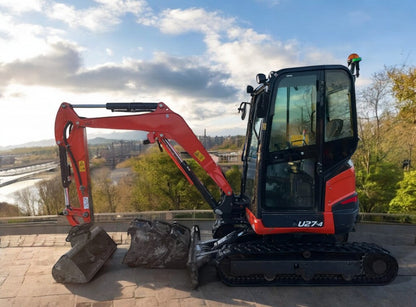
[55, 102, 234, 226]
[52, 101, 238, 284]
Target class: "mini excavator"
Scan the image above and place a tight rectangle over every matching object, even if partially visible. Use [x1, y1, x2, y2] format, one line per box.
[52, 54, 398, 287]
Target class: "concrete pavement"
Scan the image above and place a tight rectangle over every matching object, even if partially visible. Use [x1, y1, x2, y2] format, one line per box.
[0, 223, 415, 307]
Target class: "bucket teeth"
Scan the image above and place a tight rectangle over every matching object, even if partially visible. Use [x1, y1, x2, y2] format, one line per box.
[52, 224, 117, 283]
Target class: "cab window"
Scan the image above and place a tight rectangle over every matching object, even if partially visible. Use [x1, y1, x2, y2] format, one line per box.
[325, 70, 354, 142]
[269, 74, 317, 152]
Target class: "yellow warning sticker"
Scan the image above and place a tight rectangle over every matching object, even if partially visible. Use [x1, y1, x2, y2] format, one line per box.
[79, 160, 86, 172]
[194, 150, 205, 162]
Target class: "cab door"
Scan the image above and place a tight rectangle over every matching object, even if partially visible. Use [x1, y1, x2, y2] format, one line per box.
[263, 71, 321, 227]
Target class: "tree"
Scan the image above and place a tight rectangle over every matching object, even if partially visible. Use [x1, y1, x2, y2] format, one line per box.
[356, 70, 394, 166]
[353, 69, 399, 212]
[358, 71, 392, 149]
[37, 175, 65, 215]
[356, 161, 402, 212]
[388, 66, 416, 123]
[225, 165, 241, 194]
[131, 148, 186, 211]
[130, 146, 222, 211]
[387, 65, 416, 167]
[15, 187, 37, 216]
[114, 174, 137, 212]
[92, 168, 118, 213]
[389, 170, 416, 213]
[0, 202, 22, 217]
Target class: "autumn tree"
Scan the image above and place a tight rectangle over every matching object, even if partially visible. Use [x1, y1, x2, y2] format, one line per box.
[386, 65, 416, 167]
[114, 174, 137, 212]
[383, 65, 416, 213]
[353, 70, 401, 212]
[224, 165, 241, 194]
[388, 66, 416, 123]
[91, 168, 119, 213]
[130, 145, 234, 211]
[37, 175, 64, 215]
[0, 202, 22, 217]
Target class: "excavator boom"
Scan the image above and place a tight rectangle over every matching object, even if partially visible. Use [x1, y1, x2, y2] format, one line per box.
[54, 102, 233, 226]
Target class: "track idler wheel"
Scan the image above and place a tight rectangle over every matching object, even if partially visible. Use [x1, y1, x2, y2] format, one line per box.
[123, 219, 191, 268]
[52, 223, 117, 283]
[363, 253, 399, 282]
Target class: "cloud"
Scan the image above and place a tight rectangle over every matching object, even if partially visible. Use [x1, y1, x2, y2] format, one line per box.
[0, 0, 155, 32]
[0, 2, 343, 146]
[0, 42, 236, 102]
[0, 42, 82, 86]
[185, 101, 231, 120]
[0, 4, 339, 125]
[155, 7, 339, 91]
[10, 0, 151, 32]
[155, 8, 299, 89]
[158, 8, 235, 36]
[0, 0, 44, 14]
[0, 11, 66, 63]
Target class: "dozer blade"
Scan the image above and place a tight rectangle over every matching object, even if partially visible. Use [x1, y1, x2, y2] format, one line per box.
[123, 219, 190, 268]
[52, 223, 117, 283]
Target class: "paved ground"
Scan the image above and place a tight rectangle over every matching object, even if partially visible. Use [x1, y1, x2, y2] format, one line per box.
[0, 223, 415, 307]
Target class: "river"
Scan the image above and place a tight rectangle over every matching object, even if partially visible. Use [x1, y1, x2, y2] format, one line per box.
[0, 168, 59, 214]
[0, 178, 43, 204]
[0, 167, 131, 214]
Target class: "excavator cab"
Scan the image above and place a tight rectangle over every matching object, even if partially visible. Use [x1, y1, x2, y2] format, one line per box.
[242, 65, 359, 238]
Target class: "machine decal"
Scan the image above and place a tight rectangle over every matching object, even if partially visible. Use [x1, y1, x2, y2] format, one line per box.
[297, 220, 323, 227]
[79, 160, 86, 172]
[83, 197, 89, 209]
[194, 150, 205, 162]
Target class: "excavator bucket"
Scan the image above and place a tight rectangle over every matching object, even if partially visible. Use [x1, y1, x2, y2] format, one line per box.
[52, 223, 117, 283]
[123, 219, 191, 268]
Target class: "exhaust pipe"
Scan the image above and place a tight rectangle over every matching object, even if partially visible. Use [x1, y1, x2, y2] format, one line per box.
[52, 223, 117, 283]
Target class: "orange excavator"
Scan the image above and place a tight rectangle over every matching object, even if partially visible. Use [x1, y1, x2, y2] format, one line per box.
[52, 55, 398, 287]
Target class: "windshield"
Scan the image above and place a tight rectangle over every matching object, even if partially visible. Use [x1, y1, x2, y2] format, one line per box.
[269, 74, 317, 152]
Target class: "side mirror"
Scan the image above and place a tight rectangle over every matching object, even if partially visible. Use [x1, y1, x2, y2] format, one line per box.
[238, 102, 249, 120]
[246, 85, 254, 94]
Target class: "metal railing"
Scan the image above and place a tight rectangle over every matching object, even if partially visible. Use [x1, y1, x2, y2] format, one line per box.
[1, 211, 416, 226]
[359, 212, 416, 224]
[0, 210, 215, 225]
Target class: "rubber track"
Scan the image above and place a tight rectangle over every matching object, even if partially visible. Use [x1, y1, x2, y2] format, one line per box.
[216, 240, 398, 286]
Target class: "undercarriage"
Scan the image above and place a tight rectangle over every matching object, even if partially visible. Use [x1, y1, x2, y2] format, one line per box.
[124, 219, 398, 287]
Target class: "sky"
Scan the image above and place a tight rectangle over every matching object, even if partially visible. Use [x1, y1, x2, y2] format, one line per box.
[0, 0, 415, 147]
